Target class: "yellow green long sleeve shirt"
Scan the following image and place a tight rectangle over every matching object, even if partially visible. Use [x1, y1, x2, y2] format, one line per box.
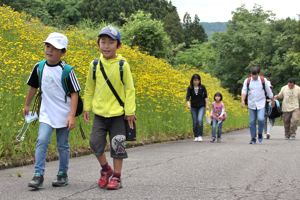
[84, 54, 136, 117]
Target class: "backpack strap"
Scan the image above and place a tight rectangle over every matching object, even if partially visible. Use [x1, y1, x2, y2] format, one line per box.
[260, 76, 267, 97]
[260, 76, 266, 91]
[247, 76, 267, 97]
[62, 64, 73, 102]
[93, 59, 99, 80]
[119, 60, 125, 84]
[38, 60, 47, 89]
[93, 59, 125, 84]
[246, 77, 251, 91]
[99, 60, 124, 107]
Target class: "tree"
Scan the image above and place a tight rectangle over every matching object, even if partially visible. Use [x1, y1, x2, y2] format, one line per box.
[209, 4, 277, 95]
[174, 40, 216, 70]
[121, 10, 171, 59]
[162, 11, 184, 45]
[182, 12, 192, 48]
[190, 15, 207, 43]
[183, 12, 207, 48]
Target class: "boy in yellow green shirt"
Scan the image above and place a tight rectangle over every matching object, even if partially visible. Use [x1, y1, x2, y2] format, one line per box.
[83, 25, 136, 190]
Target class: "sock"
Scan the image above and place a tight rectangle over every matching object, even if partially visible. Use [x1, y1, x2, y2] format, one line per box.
[113, 172, 121, 179]
[101, 163, 111, 172]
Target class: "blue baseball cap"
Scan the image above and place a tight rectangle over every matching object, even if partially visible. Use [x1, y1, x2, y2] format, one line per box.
[98, 25, 121, 41]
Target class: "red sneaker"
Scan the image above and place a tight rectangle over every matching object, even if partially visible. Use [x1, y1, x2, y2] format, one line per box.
[98, 169, 113, 188]
[107, 177, 122, 190]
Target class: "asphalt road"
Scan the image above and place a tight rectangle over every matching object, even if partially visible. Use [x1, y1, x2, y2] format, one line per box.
[1, 126, 300, 200]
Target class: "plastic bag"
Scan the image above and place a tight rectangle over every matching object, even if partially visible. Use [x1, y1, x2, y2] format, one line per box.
[205, 110, 211, 125]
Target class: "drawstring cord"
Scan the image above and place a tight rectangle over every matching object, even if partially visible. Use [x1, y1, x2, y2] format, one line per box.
[16, 119, 30, 142]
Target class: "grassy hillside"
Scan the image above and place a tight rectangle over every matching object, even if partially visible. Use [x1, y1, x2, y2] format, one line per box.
[0, 6, 249, 166]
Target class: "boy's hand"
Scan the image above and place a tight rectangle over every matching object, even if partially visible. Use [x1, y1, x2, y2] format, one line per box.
[66, 116, 76, 130]
[84, 111, 90, 123]
[23, 105, 30, 117]
[125, 115, 137, 129]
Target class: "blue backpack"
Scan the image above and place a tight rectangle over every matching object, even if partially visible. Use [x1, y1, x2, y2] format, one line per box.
[38, 60, 74, 103]
[38, 60, 83, 117]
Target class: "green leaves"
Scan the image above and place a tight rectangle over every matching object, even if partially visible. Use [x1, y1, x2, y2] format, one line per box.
[122, 10, 171, 59]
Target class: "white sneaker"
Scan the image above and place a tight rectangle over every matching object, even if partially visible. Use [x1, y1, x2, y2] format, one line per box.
[198, 136, 203, 142]
[264, 134, 267, 139]
[194, 137, 198, 142]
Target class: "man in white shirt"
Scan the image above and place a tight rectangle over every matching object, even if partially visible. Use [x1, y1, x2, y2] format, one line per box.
[241, 67, 275, 144]
[274, 78, 300, 140]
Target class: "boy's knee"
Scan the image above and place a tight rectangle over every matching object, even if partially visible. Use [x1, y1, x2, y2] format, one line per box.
[36, 138, 49, 147]
[89, 138, 105, 156]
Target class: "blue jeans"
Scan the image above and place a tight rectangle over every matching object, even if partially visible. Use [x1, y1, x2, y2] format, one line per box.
[190, 107, 205, 137]
[35, 122, 70, 175]
[212, 118, 223, 139]
[249, 108, 265, 139]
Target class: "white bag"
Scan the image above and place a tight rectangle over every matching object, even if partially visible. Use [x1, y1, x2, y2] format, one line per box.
[205, 110, 211, 125]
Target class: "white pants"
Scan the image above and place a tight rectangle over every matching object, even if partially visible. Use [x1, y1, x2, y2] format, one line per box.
[264, 116, 273, 135]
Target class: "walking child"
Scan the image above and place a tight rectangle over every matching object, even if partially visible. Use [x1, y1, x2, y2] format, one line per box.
[24, 32, 81, 189]
[264, 81, 275, 139]
[210, 92, 226, 143]
[83, 25, 136, 190]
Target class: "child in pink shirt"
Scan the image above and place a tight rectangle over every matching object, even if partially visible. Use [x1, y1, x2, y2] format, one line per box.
[210, 92, 226, 142]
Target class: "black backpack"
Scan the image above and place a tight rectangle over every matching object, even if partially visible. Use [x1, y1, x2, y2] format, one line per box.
[266, 99, 282, 119]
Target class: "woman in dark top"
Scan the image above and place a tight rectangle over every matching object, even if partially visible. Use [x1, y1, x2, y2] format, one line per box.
[186, 74, 209, 142]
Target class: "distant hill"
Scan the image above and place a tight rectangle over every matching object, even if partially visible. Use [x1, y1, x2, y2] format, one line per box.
[200, 22, 228, 38]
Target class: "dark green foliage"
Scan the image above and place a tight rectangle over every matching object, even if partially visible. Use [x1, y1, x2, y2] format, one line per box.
[162, 11, 184, 45]
[205, 4, 300, 95]
[182, 12, 207, 48]
[182, 12, 192, 48]
[0, 0, 199, 61]
[190, 15, 207, 44]
[174, 40, 216, 69]
[80, 0, 175, 26]
[122, 11, 171, 59]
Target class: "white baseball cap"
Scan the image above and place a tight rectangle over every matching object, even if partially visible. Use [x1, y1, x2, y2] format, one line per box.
[42, 32, 68, 49]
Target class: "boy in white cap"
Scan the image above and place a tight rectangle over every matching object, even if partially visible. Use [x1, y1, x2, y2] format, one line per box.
[23, 32, 81, 189]
[84, 25, 136, 190]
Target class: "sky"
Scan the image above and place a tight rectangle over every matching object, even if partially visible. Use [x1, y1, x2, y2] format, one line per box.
[171, 0, 300, 22]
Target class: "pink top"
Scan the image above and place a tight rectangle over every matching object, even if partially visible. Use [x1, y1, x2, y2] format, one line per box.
[211, 102, 226, 121]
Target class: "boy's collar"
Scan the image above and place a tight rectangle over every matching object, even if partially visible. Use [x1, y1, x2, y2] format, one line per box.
[46, 60, 62, 66]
